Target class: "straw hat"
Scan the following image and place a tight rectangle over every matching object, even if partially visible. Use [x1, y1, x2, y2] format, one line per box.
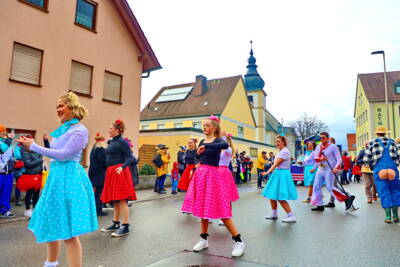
[375, 126, 391, 134]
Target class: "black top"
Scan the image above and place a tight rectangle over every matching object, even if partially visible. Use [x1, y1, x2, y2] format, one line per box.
[129, 154, 139, 186]
[198, 138, 228, 167]
[21, 148, 43, 175]
[105, 135, 133, 169]
[88, 146, 107, 186]
[185, 149, 197, 165]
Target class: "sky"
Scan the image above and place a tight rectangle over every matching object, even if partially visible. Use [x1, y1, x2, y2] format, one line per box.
[128, 0, 400, 148]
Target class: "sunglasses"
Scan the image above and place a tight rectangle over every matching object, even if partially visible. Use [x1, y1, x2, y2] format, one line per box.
[320, 136, 328, 139]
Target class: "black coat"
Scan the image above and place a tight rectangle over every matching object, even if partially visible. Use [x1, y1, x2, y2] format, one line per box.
[88, 146, 107, 187]
[129, 154, 139, 186]
[21, 148, 43, 175]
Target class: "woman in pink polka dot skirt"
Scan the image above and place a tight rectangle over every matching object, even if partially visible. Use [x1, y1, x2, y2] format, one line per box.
[181, 116, 245, 257]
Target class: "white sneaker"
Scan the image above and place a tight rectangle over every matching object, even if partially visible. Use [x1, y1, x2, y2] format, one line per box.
[265, 214, 278, 220]
[24, 209, 33, 217]
[232, 241, 245, 257]
[282, 216, 297, 223]
[218, 220, 224, 226]
[193, 238, 208, 252]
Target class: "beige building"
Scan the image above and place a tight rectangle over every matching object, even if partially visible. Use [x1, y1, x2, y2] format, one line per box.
[0, 0, 160, 163]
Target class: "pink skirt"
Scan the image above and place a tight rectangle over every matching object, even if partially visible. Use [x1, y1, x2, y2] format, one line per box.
[181, 164, 239, 219]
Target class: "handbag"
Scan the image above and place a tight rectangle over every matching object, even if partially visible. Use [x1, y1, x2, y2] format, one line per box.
[16, 174, 42, 192]
[14, 160, 24, 169]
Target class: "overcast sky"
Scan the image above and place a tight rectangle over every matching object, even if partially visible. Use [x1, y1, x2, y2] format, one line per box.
[129, 0, 400, 148]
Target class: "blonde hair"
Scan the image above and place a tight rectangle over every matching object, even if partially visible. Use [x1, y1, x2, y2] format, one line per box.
[227, 135, 235, 158]
[94, 141, 107, 149]
[59, 92, 88, 120]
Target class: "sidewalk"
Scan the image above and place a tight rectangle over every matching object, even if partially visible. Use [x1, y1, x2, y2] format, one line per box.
[0, 179, 257, 226]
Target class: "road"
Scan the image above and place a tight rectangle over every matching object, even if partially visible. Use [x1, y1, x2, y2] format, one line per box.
[0, 182, 399, 267]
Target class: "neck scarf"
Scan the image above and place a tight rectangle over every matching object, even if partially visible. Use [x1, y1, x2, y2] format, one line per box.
[50, 118, 79, 138]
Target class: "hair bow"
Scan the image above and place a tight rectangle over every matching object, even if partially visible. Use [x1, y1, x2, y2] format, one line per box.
[208, 115, 220, 123]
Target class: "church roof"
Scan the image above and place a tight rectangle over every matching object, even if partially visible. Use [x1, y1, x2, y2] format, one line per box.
[141, 75, 242, 120]
[244, 43, 265, 93]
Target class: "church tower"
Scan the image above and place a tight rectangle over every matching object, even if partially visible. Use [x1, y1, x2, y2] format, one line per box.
[244, 41, 267, 143]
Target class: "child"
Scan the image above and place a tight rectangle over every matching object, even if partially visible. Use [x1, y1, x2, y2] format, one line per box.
[171, 162, 179, 194]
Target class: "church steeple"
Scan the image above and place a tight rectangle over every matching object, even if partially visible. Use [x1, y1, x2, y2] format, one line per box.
[244, 41, 265, 91]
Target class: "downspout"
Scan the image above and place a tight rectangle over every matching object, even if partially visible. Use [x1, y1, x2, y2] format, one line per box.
[392, 101, 396, 138]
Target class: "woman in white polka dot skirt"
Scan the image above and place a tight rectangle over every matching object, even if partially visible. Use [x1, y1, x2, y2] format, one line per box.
[17, 92, 98, 267]
[181, 116, 245, 257]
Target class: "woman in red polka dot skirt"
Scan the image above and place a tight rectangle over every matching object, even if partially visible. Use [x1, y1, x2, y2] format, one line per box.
[181, 116, 245, 257]
[101, 120, 136, 237]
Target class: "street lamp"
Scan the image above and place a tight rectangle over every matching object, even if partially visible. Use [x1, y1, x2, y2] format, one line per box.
[371, 50, 390, 136]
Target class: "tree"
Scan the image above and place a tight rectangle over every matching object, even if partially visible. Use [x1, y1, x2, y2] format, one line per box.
[289, 113, 329, 140]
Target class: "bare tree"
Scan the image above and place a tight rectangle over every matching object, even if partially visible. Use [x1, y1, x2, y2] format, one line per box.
[289, 113, 329, 140]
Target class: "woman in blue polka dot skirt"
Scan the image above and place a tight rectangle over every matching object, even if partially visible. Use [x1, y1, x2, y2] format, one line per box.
[17, 92, 98, 267]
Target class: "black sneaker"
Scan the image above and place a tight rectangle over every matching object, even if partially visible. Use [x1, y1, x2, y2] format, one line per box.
[160, 188, 167, 192]
[158, 190, 167, 194]
[311, 206, 325, 211]
[324, 202, 335, 208]
[101, 221, 120, 232]
[0, 211, 16, 218]
[111, 224, 129, 237]
[345, 195, 355, 211]
[171, 191, 177, 195]
[15, 201, 22, 207]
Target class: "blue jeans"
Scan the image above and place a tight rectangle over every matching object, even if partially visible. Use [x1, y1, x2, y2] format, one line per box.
[171, 178, 178, 192]
[0, 174, 13, 214]
[156, 174, 166, 191]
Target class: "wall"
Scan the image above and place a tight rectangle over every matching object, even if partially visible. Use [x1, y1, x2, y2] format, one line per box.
[0, 0, 144, 157]
[354, 79, 371, 151]
[221, 80, 256, 140]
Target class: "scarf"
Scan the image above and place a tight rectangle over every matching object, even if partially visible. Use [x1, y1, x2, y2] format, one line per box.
[50, 118, 80, 138]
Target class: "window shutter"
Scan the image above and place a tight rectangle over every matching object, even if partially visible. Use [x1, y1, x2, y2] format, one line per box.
[70, 61, 92, 95]
[103, 72, 122, 102]
[10, 43, 42, 85]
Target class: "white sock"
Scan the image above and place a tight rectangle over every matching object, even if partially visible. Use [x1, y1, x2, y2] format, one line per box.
[287, 212, 294, 217]
[271, 209, 278, 215]
[44, 261, 59, 267]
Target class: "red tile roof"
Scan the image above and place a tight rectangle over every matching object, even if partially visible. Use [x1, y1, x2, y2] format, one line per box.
[141, 75, 242, 120]
[358, 71, 400, 101]
[112, 0, 161, 73]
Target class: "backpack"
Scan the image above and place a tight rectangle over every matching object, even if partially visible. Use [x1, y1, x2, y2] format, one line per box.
[0, 145, 15, 174]
[152, 154, 163, 168]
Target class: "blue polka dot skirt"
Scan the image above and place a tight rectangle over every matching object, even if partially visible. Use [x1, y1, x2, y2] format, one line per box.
[28, 161, 98, 243]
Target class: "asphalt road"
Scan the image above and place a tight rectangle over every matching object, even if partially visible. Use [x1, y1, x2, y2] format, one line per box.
[0, 182, 399, 267]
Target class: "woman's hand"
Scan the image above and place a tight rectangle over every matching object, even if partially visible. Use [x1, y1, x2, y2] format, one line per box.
[16, 136, 34, 149]
[116, 167, 123, 175]
[332, 168, 338, 174]
[7, 132, 15, 139]
[197, 145, 205, 154]
[310, 168, 315, 173]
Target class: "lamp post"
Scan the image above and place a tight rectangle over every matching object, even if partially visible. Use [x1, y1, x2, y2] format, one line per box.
[371, 50, 390, 136]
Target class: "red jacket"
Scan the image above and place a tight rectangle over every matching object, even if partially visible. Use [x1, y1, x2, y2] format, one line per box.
[342, 156, 352, 171]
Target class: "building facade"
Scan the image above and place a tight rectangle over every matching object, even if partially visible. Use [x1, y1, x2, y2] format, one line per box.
[139, 46, 298, 172]
[1, 0, 160, 162]
[354, 71, 400, 151]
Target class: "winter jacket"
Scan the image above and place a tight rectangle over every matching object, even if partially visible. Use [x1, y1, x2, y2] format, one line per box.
[88, 146, 107, 187]
[21, 147, 43, 175]
[129, 154, 139, 186]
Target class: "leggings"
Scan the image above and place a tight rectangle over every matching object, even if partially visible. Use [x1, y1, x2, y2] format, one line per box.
[25, 189, 40, 210]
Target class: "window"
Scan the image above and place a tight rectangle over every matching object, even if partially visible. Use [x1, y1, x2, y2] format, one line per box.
[238, 126, 244, 137]
[10, 42, 43, 86]
[395, 81, 400, 94]
[18, 0, 48, 12]
[250, 147, 258, 157]
[155, 86, 192, 103]
[175, 122, 183, 128]
[69, 60, 92, 96]
[193, 121, 202, 129]
[248, 95, 254, 103]
[142, 125, 149, 130]
[75, 0, 97, 31]
[103, 71, 123, 104]
[157, 124, 165, 129]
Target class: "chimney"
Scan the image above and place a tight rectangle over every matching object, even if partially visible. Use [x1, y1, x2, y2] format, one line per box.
[195, 75, 208, 95]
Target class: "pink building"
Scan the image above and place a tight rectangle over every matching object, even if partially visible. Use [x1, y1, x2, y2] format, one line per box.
[0, 0, 161, 164]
